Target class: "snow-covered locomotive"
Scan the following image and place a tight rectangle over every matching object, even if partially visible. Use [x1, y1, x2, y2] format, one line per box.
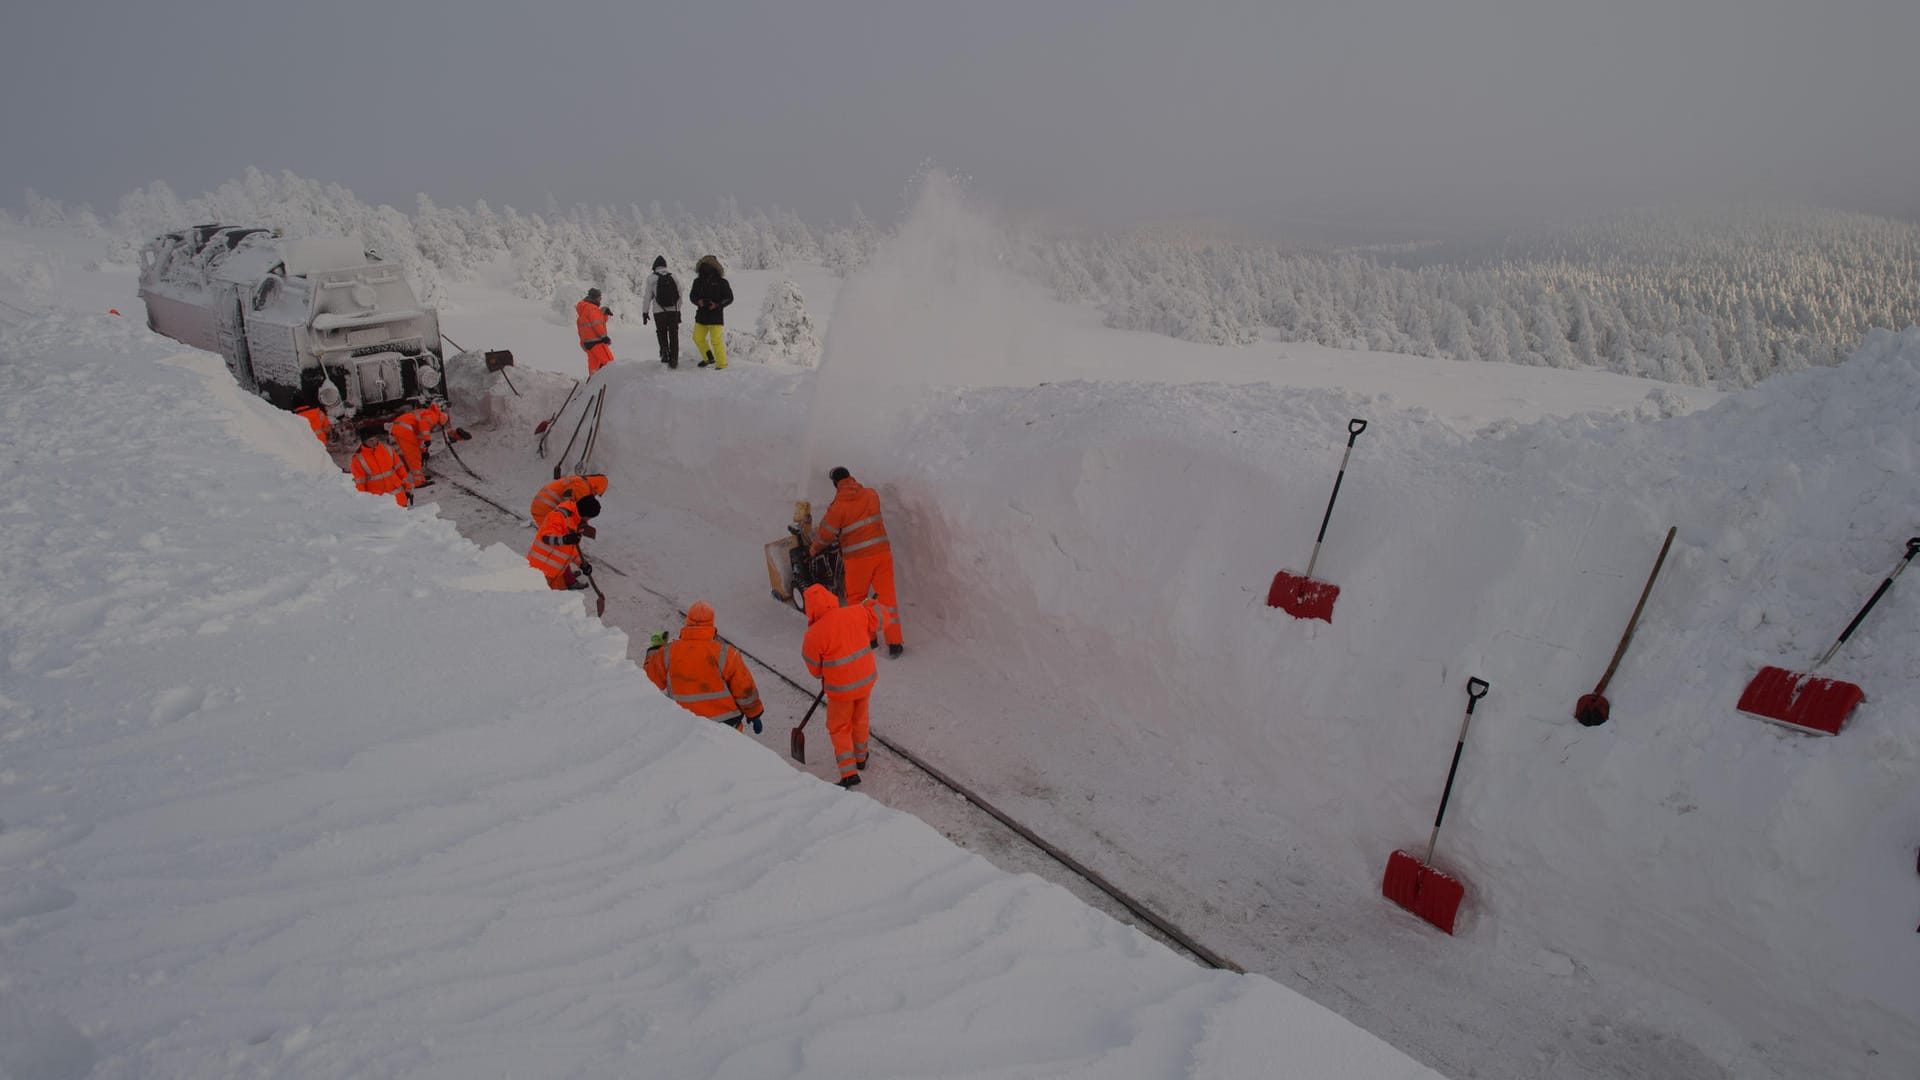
[137, 225, 448, 428]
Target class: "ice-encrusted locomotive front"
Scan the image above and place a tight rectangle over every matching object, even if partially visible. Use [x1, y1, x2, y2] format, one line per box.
[137, 225, 447, 428]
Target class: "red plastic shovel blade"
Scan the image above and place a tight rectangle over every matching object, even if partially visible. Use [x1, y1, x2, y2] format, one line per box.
[1267, 571, 1340, 622]
[1736, 665, 1863, 736]
[1382, 849, 1465, 935]
[789, 727, 806, 764]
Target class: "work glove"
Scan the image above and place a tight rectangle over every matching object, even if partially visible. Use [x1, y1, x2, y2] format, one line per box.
[579, 523, 598, 540]
[578, 560, 594, 576]
[601, 306, 612, 316]
[648, 630, 670, 648]
[748, 715, 763, 735]
[560, 531, 581, 545]
[642, 312, 650, 324]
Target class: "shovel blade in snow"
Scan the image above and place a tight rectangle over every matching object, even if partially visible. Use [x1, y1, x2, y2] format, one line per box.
[789, 727, 806, 764]
[1736, 665, 1863, 736]
[1382, 849, 1465, 935]
[1267, 571, 1340, 622]
[1573, 692, 1611, 727]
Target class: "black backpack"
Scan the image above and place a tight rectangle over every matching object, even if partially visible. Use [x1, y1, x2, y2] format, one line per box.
[654, 271, 679, 309]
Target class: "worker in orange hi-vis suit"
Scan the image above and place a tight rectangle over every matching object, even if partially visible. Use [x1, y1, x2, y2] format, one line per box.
[388, 401, 466, 487]
[527, 495, 601, 590]
[293, 404, 331, 444]
[349, 429, 412, 507]
[530, 473, 609, 526]
[812, 467, 904, 657]
[801, 584, 881, 788]
[576, 287, 615, 374]
[644, 601, 766, 733]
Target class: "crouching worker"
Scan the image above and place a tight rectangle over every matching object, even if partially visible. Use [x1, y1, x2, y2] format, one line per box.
[389, 400, 469, 488]
[801, 584, 880, 788]
[644, 601, 765, 733]
[350, 428, 412, 507]
[527, 494, 601, 590]
[531, 473, 609, 529]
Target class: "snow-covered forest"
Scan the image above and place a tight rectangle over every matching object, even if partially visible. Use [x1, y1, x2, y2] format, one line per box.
[19, 169, 1915, 387]
[1030, 206, 1920, 386]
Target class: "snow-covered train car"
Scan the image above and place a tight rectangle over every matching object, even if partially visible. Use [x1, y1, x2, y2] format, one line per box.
[137, 225, 447, 426]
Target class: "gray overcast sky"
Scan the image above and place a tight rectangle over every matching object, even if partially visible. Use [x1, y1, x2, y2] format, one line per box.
[5, 0, 1918, 231]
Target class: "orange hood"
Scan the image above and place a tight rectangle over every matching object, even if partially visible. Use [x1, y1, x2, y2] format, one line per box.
[804, 584, 839, 625]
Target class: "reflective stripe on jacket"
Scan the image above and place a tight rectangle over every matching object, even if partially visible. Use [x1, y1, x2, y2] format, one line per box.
[576, 299, 610, 348]
[802, 585, 881, 700]
[351, 443, 409, 495]
[527, 501, 583, 577]
[531, 474, 609, 523]
[814, 477, 889, 558]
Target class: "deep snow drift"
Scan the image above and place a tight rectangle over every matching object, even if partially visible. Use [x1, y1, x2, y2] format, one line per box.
[428, 183, 1918, 1079]
[6, 197, 1917, 1079]
[0, 307, 1442, 1077]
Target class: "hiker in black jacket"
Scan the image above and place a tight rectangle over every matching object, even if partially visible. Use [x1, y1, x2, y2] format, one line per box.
[688, 255, 733, 369]
[641, 255, 681, 369]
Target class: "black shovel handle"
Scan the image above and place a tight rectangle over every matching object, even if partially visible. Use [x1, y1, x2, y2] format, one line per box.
[1346, 418, 1368, 444]
[1311, 419, 1369, 547]
[797, 687, 826, 731]
[1424, 677, 1489, 863]
[1817, 537, 1920, 668]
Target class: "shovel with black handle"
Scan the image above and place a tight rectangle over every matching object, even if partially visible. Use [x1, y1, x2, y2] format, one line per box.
[791, 687, 826, 764]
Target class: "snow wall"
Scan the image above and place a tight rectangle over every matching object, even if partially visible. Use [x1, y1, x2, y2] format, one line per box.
[561, 179, 1920, 1074]
[0, 308, 1442, 1079]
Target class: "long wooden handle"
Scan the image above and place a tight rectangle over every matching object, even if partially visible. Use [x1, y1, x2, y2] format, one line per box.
[1594, 526, 1677, 695]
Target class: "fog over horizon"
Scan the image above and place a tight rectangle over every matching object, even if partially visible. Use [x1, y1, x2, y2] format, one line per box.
[5, 0, 1917, 239]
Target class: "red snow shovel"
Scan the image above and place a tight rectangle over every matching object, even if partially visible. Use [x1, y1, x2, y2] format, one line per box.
[1268, 418, 1368, 621]
[578, 559, 607, 617]
[1384, 676, 1489, 935]
[1737, 537, 1920, 736]
[1574, 526, 1677, 727]
[790, 688, 826, 764]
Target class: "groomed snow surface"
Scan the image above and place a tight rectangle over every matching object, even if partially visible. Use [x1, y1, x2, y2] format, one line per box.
[5, 191, 1919, 1080]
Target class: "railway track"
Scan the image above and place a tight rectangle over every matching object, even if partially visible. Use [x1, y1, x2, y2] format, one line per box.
[439, 476, 1243, 973]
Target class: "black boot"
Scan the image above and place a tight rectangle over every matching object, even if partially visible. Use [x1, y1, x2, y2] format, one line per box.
[856, 758, 867, 771]
[698, 350, 715, 368]
[888, 644, 904, 658]
[837, 774, 861, 789]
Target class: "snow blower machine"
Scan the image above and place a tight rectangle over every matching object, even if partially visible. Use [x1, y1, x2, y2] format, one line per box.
[765, 500, 844, 612]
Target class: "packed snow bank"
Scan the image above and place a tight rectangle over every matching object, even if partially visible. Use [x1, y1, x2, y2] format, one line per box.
[0, 314, 1441, 1078]
[466, 313, 1917, 1077]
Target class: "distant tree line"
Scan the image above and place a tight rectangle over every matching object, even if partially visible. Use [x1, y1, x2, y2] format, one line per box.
[19, 171, 1914, 386]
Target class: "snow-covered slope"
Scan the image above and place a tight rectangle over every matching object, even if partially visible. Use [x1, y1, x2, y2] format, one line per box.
[424, 186, 1914, 1079]
[7, 199, 1916, 1079]
[0, 308, 1442, 1077]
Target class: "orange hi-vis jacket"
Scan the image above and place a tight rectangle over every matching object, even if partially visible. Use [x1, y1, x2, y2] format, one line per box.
[802, 585, 880, 701]
[350, 442, 410, 504]
[644, 605, 764, 727]
[389, 402, 450, 451]
[527, 500, 585, 581]
[294, 405, 330, 443]
[531, 474, 609, 523]
[813, 477, 889, 558]
[576, 299, 610, 349]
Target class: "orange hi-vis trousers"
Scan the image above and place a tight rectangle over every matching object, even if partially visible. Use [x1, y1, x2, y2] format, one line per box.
[844, 554, 902, 646]
[826, 692, 871, 782]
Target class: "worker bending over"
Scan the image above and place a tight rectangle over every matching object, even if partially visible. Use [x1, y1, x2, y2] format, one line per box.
[527, 494, 601, 590]
[531, 473, 609, 526]
[644, 601, 765, 733]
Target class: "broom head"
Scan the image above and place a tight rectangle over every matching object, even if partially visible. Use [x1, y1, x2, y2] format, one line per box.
[1736, 665, 1863, 736]
[1383, 849, 1464, 935]
[1268, 571, 1340, 622]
